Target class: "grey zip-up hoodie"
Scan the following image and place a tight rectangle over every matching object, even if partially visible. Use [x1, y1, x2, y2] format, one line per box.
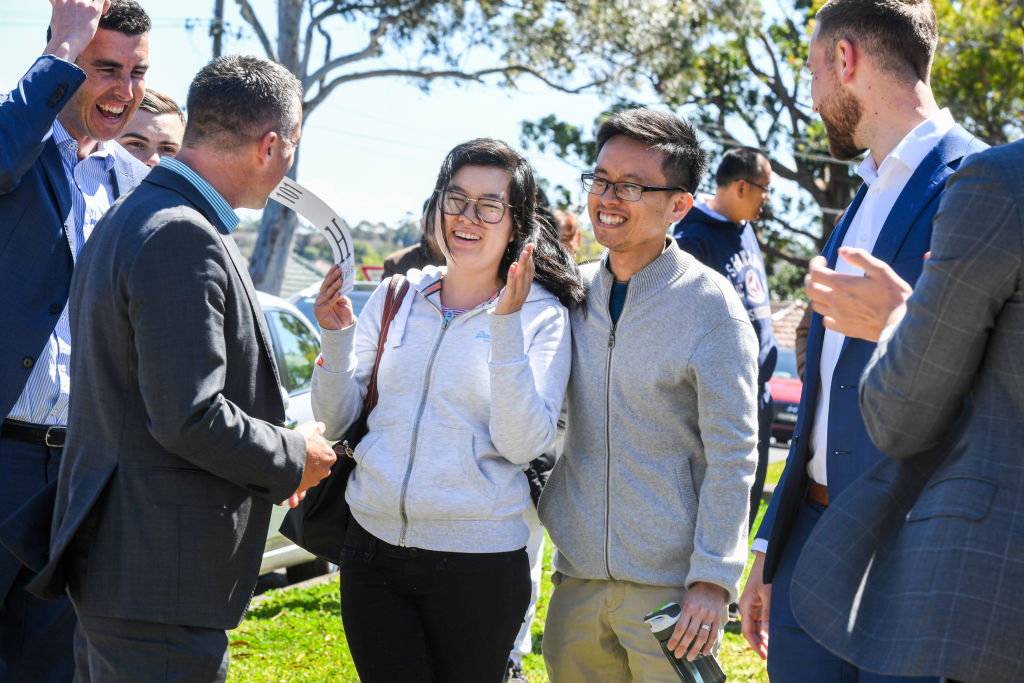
[538, 240, 758, 601]
[312, 266, 570, 553]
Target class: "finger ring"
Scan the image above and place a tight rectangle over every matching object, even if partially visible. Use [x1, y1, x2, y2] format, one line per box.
[700, 624, 712, 631]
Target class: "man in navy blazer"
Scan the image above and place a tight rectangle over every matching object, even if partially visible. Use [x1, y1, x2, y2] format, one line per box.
[790, 140, 1024, 683]
[737, 1, 986, 681]
[0, 1, 150, 679]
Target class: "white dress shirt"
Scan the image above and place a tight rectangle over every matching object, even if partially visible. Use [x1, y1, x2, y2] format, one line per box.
[807, 108, 955, 485]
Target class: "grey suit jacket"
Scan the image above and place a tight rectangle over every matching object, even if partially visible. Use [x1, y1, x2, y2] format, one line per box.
[28, 165, 307, 630]
[790, 140, 1024, 681]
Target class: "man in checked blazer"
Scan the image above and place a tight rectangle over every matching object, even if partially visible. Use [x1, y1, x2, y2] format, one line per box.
[789, 138, 1024, 681]
[736, 1, 987, 681]
[24, 55, 335, 680]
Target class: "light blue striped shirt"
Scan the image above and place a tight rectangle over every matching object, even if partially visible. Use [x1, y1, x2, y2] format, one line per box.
[8, 120, 116, 426]
[158, 156, 239, 233]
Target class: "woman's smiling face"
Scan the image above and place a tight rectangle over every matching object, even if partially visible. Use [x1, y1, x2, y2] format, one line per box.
[436, 165, 515, 276]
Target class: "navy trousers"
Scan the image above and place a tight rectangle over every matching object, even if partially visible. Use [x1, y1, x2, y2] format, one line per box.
[0, 436, 76, 682]
[767, 496, 937, 683]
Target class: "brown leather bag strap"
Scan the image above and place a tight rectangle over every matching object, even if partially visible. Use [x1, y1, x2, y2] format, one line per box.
[362, 275, 409, 415]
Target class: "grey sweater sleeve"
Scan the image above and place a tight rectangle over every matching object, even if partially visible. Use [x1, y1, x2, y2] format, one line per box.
[685, 316, 760, 601]
[487, 304, 571, 465]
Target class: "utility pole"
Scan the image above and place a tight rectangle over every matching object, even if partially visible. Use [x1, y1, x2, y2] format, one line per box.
[211, 0, 225, 58]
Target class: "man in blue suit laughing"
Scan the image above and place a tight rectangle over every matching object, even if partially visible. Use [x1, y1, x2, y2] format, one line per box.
[737, 1, 986, 681]
[0, 1, 150, 679]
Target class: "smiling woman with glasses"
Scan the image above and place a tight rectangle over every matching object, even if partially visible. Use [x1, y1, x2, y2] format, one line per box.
[311, 138, 584, 682]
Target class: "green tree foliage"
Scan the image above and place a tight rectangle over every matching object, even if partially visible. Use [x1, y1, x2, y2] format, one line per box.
[932, 0, 1024, 145]
[520, 0, 1024, 301]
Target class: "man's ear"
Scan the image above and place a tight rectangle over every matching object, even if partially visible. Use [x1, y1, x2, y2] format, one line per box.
[257, 131, 278, 165]
[835, 38, 857, 83]
[669, 191, 695, 224]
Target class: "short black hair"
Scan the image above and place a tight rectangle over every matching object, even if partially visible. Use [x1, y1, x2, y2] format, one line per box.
[47, 0, 150, 41]
[815, 0, 937, 83]
[183, 55, 303, 150]
[715, 147, 769, 188]
[595, 107, 708, 194]
[99, 0, 151, 35]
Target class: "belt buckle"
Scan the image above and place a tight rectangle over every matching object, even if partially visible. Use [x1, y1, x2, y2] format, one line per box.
[44, 426, 64, 448]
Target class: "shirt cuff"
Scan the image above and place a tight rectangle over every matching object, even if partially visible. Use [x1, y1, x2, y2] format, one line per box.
[879, 322, 900, 344]
[750, 538, 768, 556]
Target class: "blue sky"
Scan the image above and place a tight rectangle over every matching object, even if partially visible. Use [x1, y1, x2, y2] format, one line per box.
[1, 2, 624, 227]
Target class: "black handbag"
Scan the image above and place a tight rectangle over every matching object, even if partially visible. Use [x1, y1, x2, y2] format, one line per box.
[280, 274, 409, 562]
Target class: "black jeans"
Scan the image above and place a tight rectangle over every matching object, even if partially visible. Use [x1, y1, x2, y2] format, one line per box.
[339, 520, 531, 683]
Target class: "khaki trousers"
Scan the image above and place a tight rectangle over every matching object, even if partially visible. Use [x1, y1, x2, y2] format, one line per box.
[542, 573, 721, 683]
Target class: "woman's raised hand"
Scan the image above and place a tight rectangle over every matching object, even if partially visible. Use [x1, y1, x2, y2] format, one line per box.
[314, 264, 355, 330]
[495, 244, 535, 316]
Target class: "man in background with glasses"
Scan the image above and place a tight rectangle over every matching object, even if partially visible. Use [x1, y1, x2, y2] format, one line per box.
[538, 107, 759, 682]
[673, 147, 779, 553]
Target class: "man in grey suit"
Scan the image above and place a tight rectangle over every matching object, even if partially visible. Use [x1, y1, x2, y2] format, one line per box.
[789, 140, 1024, 681]
[27, 55, 336, 681]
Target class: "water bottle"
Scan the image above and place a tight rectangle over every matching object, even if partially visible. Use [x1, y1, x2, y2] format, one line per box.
[643, 601, 727, 683]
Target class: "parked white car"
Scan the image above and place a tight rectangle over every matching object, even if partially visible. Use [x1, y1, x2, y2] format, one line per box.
[256, 291, 328, 582]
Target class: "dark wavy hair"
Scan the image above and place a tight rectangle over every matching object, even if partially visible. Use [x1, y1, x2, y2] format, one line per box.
[596, 108, 708, 194]
[424, 138, 585, 310]
[47, 0, 150, 41]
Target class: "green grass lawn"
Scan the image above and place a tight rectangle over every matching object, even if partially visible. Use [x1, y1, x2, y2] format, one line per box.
[228, 458, 787, 682]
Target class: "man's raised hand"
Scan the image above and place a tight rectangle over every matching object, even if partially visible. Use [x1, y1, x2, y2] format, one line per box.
[45, 0, 110, 63]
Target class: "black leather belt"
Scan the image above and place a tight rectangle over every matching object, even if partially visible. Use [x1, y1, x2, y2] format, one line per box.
[1, 419, 66, 447]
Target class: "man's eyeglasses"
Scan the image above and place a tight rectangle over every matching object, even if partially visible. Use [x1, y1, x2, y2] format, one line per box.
[744, 178, 771, 195]
[440, 190, 513, 224]
[581, 173, 688, 202]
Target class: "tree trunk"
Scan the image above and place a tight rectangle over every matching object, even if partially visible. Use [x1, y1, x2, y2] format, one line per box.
[249, 199, 298, 295]
[248, 0, 304, 294]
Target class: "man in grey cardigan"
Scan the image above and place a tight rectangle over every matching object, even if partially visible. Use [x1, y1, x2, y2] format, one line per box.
[537, 107, 759, 682]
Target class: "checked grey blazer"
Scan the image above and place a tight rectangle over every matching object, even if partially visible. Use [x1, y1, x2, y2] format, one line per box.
[789, 139, 1024, 682]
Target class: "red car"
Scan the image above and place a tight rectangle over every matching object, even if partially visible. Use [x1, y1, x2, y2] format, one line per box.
[768, 347, 802, 444]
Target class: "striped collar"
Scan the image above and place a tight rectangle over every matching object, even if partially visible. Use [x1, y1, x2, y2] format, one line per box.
[51, 118, 114, 170]
[420, 276, 501, 306]
[157, 156, 240, 233]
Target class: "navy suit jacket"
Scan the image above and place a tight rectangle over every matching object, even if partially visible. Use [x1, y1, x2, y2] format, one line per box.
[0, 55, 147, 605]
[755, 124, 986, 582]
[0, 55, 148, 418]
